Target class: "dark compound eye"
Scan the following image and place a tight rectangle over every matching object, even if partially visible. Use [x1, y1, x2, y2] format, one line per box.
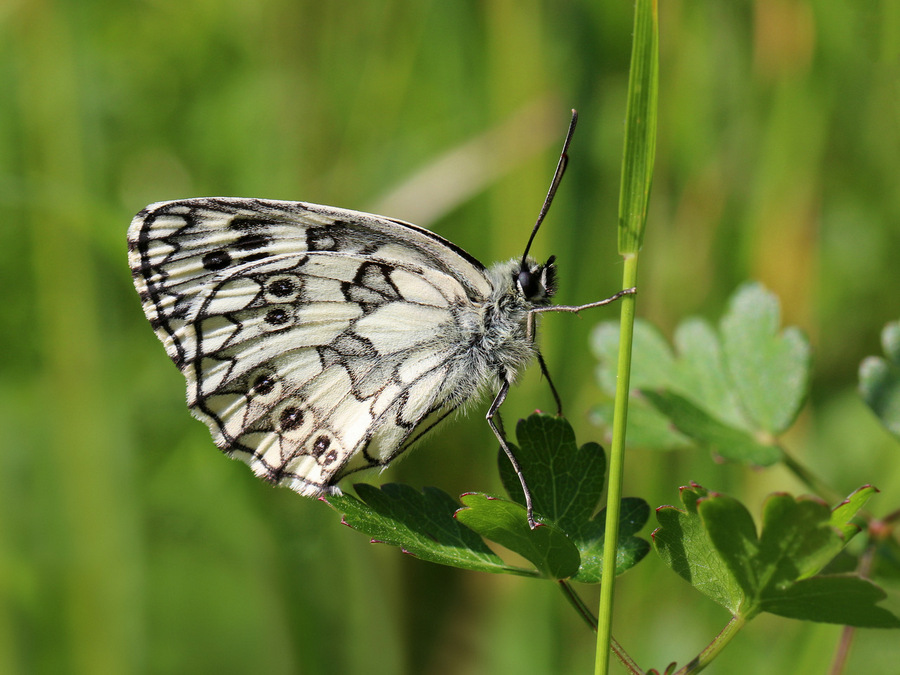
[517, 268, 541, 299]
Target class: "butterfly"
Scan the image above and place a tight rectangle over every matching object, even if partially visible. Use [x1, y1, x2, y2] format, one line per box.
[128, 111, 633, 526]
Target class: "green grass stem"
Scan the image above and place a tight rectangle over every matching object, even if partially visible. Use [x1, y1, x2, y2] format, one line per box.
[596, 1, 657, 672]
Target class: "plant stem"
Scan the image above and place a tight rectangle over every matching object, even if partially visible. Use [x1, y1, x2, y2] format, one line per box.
[558, 580, 598, 631]
[781, 448, 842, 504]
[674, 615, 746, 675]
[557, 582, 643, 674]
[597, 0, 656, 671]
[595, 254, 639, 675]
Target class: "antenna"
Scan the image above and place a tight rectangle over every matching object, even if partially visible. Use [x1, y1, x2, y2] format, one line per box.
[520, 109, 578, 266]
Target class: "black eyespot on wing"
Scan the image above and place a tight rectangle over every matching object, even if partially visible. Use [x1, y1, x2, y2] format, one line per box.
[202, 250, 232, 271]
[265, 308, 290, 325]
[312, 435, 331, 457]
[252, 373, 276, 395]
[279, 407, 304, 430]
[268, 278, 296, 297]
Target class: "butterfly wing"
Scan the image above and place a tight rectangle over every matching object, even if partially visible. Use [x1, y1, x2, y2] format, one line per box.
[128, 197, 493, 495]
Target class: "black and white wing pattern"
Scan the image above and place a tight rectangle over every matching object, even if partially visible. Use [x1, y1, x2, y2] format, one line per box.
[128, 197, 539, 496]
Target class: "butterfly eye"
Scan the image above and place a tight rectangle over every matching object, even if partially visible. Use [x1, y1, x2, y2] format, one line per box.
[517, 268, 542, 299]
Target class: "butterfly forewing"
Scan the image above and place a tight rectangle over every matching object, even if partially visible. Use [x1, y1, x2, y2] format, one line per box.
[128, 197, 495, 495]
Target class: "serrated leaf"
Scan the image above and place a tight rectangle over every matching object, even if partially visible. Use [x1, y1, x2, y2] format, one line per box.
[593, 284, 810, 465]
[574, 497, 651, 584]
[830, 485, 876, 538]
[593, 319, 679, 394]
[590, 399, 692, 450]
[325, 484, 535, 577]
[755, 494, 841, 583]
[496, 414, 605, 530]
[328, 416, 652, 582]
[455, 493, 580, 580]
[496, 414, 651, 581]
[720, 283, 811, 434]
[859, 320, 900, 439]
[652, 484, 746, 613]
[696, 494, 760, 606]
[653, 484, 897, 626]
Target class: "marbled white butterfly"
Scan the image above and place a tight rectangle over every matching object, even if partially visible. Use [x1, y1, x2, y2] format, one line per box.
[128, 112, 633, 526]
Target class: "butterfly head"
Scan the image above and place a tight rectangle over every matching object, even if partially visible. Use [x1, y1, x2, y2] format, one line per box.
[515, 255, 557, 305]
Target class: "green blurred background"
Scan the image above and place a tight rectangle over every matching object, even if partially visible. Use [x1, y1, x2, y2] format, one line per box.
[3, 1, 899, 673]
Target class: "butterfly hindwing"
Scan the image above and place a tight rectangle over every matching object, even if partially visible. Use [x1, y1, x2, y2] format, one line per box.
[128, 198, 493, 495]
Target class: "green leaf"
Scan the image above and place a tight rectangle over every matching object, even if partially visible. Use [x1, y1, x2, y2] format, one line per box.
[617, 0, 658, 254]
[653, 484, 897, 627]
[590, 399, 692, 450]
[859, 320, 900, 439]
[495, 414, 651, 582]
[696, 494, 760, 604]
[593, 318, 678, 394]
[325, 484, 536, 577]
[653, 484, 746, 614]
[573, 496, 651, 584]
[668, 318, 750, 428]
[326, 415, 650, 582]
[643, 391, 782, 466]
[591, 320, 698, 450]
[455, 493, 580, 580]
[830, 485, 876, 539]
[755, 494, 842, 582]
[496, 414, 606, 531]
[761, 575, 900, 628]
[720, 282, 811, 434]
[592, 284, 810, 465]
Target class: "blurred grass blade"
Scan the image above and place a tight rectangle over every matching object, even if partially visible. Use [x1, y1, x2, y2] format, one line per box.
[618, 0, 659, 254]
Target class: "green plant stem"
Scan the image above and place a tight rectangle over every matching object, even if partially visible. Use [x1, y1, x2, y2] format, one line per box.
[596, 0, 655, 670]
[558, 580, 597, 631]
[780, 448, 842, 504]
[609, 635, 642, 675]
[595, 253, 639, 675]
[557, 582, 643, 674]
[674, 615, 746, 675]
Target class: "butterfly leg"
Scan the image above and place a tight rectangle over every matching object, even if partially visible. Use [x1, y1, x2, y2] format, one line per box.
[486, 374, 538, 529]
[531, 287, 637, 324]
[536, 350, 563, 416]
